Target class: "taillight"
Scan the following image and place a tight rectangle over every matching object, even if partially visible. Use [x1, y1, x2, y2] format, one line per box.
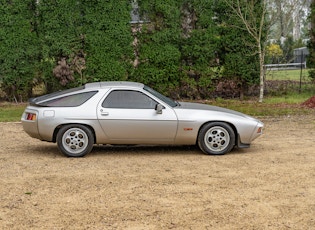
[26, 113, 37, 121]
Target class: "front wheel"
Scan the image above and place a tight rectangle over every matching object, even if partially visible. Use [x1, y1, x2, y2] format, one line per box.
[198, 122, 235, 155]
[57, 124, 94, 157]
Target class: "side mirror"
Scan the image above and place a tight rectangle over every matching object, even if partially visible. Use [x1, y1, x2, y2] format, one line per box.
[155, 104, 164, 114]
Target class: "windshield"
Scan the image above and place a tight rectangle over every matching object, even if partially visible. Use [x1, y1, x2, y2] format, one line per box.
[144, 85, 178, 107]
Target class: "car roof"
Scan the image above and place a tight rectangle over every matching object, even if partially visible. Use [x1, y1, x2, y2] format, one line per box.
[85, 81, 144, 89]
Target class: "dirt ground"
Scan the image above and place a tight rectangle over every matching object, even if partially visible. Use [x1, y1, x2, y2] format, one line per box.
[0, 115, 314, 230]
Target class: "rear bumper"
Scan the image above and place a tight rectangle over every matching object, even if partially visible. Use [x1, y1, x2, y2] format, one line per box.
[21, 111, 42, 140]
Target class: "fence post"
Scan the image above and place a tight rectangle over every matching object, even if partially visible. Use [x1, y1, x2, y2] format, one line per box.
[299, 50, 303, 94]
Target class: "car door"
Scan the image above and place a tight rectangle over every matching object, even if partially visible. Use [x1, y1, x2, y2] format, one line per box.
[97, 89, 178, 144]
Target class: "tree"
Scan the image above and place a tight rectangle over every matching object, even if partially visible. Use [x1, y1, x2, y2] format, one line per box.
[267, 0, 310, 40]
[266, 43, 283, 63]
[224, 0, 268, 102]
[307, 0, 315, 81]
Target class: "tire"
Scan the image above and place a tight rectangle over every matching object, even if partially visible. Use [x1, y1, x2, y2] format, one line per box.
[198, 122, 235, 155]
[57, 124, 94, 157]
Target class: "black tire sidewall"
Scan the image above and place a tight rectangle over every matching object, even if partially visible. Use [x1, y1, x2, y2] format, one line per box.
[198, 122, 235, 155]
[57, 124, 94, 157]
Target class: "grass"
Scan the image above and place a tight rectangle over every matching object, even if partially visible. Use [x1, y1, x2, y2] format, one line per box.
[0, 103, 27, 122]
[264, 92, 314, 104]
[265, 69, 311, 82]
[205, 97, 313, 117]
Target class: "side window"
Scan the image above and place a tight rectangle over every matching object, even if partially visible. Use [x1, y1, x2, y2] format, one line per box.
[39, 91, 98, 107]
[102, 90, 157, 109]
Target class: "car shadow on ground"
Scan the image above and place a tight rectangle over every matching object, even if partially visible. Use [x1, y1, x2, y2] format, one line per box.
[91, 144, 201, 156]
[27, 143, 249, 158]
[26, 144, 61, 157]
[90, 144, 248, 157]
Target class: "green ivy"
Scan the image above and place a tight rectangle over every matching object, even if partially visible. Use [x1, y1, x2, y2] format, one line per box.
[83, 0, 134, 82]
[0, 0, 263, 100]
[0, 0, 39, 101]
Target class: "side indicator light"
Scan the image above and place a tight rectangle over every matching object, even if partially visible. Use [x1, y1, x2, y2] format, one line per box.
[184, 128, 193, 131]
[257, 127, 263, 134]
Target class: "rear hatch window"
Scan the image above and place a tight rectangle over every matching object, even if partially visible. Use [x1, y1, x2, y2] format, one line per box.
[30, 90, 97, 107]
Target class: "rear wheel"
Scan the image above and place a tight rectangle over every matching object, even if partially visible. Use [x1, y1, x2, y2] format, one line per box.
[57, 124, 94, 157]
[198, 122, 235, 155]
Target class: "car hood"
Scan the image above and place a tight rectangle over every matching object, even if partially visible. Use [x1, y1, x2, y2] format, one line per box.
[176, 102, 255, 119]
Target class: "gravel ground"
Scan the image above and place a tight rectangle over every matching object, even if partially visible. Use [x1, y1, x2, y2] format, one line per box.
[0, 115, 315, 229]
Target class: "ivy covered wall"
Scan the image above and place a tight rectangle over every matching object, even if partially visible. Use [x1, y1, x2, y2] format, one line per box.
[0, 0, 39, 101]
[0, 0, 263, 100]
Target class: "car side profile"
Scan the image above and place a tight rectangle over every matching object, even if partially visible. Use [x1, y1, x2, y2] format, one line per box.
[21, 81, 263, 157]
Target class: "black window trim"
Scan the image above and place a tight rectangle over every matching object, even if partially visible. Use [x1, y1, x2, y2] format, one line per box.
[102, 89, 158, 109]
[35, 91, 98, 107]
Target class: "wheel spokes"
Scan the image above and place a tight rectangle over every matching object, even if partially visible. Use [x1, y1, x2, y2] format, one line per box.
[63, 129, 88, 153]
[205, 127, 230, 152]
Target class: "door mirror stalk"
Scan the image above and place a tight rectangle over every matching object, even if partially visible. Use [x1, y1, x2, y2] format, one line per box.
[155, 104, 164, 114]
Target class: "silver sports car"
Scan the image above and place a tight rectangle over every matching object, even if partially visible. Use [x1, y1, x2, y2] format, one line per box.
[21, 81, 263, 157]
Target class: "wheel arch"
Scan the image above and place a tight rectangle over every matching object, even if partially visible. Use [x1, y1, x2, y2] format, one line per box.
[52, 123, 97, 144]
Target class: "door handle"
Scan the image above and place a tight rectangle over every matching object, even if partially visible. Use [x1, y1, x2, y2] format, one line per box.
[100, 110, 109, 116]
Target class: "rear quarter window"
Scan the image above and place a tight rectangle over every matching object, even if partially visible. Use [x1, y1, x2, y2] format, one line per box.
[38, 91, 98, 107]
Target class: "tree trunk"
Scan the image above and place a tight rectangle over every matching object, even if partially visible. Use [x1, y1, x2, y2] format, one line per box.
[258, 43, 265, 103]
